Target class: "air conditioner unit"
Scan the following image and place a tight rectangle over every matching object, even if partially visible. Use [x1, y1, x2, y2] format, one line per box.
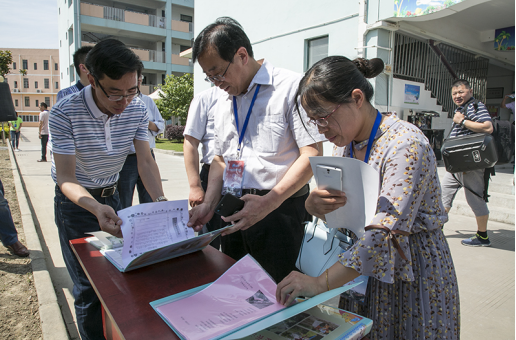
[36, 89, 42, 93]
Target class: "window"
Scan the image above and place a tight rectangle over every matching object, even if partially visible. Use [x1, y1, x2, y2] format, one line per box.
[44, 60, 49, 70]
[35, 81, 38, 89]
[306, 36, 329, 71]
[180, 14, 192, 22]
[22, 59, 28, 69]
[23, 78, 29, 88]
[44, 78, 49, 89]
[24, 97, 30, 106]
[55, 63, 58, 71]
[15, 99, 18, 106]
[45, 97, 50, 105]
[14, 81, 17, 88]
[55, 81, 59, 89]
[35, 99, 39, 107]
[34, 62, 37, 70]
[13, 62, 16, 70]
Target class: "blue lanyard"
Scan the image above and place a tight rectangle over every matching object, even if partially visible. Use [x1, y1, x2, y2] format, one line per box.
[233, 84, 261, 158]
[349, 110, 382, 162]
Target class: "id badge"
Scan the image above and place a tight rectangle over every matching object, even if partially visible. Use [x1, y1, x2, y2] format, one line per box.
[222, 160, 245, 197]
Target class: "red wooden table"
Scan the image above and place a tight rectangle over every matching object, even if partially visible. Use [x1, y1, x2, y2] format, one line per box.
[70, 238, 235, 340]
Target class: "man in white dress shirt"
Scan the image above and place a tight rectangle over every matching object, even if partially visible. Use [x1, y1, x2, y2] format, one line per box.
[188, 17, 324, 282]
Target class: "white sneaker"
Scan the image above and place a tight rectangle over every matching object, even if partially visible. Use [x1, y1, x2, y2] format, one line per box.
[15, 148, 20, 152]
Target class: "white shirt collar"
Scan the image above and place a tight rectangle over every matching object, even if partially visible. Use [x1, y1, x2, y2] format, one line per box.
[243, 59, 273, 94]
[84, 85, 108, 120]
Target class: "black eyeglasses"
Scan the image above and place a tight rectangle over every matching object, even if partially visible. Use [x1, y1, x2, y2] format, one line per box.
[94, 76, 140, 102]
[204, 62, 231, 84]
[307, 104, 341, 127]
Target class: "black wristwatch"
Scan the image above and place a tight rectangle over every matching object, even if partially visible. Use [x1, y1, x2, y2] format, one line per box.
[460, 119, 466, 128]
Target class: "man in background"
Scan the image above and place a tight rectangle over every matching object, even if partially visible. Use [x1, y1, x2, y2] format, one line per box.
[37, 103, 49, 162]
[56, 46, 93, 102]
[117, 76, 165, 209]
[441, 79, 493, 247]
[183, 86, 223, 248]
[0, 178, 29, 257]
[8, 111, 22, 151]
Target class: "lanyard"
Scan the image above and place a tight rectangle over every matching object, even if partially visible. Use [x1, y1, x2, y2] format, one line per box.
[233, 84, 261, 158]
[349, 110, 382, 162]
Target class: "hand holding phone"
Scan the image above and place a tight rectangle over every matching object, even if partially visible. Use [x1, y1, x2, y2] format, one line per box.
[214, 193, 245, 217]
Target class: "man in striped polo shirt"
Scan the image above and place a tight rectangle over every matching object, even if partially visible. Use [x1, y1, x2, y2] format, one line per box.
[441, 79, 494, 247]
[50, 39, 167, 340]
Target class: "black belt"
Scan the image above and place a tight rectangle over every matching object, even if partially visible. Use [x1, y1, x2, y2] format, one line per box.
[127, 153, 137, 157]
[86, 184, 117, 197]
[241, 184, 309, 199]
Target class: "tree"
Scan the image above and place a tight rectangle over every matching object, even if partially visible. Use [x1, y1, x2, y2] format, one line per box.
[0, 50, 12, 78]
[155, 73, 193, 125]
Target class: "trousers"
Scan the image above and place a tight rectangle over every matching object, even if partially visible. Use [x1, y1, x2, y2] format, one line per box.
[117, 150, 155, 209]
[0, 178, 19, 247]
[54, 185, 120, 340]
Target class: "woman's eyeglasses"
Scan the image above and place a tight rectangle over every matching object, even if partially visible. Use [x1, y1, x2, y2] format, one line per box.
[307, 104, 341, 127]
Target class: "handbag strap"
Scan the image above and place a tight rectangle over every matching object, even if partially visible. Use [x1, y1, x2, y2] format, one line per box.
[364, 225, 410, 260]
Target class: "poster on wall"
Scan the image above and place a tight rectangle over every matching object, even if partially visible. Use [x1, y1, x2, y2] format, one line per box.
[394, 0, 464, 18]
[494, 26, 515, 51]
[404, 84, 420, 104]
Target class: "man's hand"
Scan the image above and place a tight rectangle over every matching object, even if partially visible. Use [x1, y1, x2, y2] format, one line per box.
[453, 111, 465, 125]
[187, 202, 215, 232]
[94, 204, 123, 238]
[189, 185, 205, 207]
[39, 134, 42, 139]
[219, 194, 279, 236]
[305, 189, 347, 220]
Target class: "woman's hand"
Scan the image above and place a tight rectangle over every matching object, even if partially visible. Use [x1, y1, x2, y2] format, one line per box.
[276, 271, 326, 306]
[305, 189, 347, 219]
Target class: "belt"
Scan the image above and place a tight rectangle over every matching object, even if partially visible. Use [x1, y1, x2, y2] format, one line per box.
[127, 153, 137, 157]
[85, 184, 117, 198]
[242, 184, 309, 199]
[202, 163, 210, 171]
[364, 225, 411, 260]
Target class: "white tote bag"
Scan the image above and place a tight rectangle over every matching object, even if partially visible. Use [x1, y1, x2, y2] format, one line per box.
[296, 217, 351, 277]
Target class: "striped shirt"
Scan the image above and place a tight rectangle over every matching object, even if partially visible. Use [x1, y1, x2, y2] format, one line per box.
[450, 97, 492, 138]
[56, 81, 86, 102]
[50, 85, 149, 189]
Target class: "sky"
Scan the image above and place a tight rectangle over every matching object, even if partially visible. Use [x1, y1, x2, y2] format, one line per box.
[0, 0, 59, 49]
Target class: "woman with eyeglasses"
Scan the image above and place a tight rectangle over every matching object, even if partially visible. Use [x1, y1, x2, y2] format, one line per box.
[276, 56, 460, 339]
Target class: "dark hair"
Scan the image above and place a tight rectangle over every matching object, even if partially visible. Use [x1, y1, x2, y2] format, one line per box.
[40, 102, 48, 109]
[85, 39, 143, 81]
[297, 56, 384, 116]
[192, 17, 253, 63]
[451, 79, 471, 89]
[73, 46, 93, 76]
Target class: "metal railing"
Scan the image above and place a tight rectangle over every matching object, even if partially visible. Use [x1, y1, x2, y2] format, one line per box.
[82, 3, 165, 28]
[393, 32, 489, 118]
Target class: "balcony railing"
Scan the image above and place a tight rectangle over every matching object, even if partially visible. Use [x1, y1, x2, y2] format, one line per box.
[171, 19, 193, 33]
[81, 2, 166, 28]
[171, 54, 191, 66]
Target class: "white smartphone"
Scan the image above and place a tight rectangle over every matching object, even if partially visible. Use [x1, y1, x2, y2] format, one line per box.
[316, 165, 343, 191]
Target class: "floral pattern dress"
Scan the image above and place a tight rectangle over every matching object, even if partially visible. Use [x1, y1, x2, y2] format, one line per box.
[336, 113, 460, 339]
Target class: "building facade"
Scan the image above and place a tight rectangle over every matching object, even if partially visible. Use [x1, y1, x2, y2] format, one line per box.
[2, 48, 60, 127]
[58, 0, 194, 95]
[193, 0, 514, 146]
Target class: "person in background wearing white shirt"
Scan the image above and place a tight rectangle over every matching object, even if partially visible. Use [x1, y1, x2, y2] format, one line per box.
[37, 102, 49, 162]
[117, 76, 165, 209]
[187, 17, 325, 282]
[183, 86, 223, 248]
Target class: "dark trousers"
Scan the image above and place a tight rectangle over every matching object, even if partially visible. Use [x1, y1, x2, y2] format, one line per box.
[221, 192, 309, 283]
[200, 164, 224, 249]
[117, 150, 155, 209]
[10, 131, 20, 149]
[54, 185, 120, 340]
[0, 178, 19, 247]
[40, 134, 48, 160]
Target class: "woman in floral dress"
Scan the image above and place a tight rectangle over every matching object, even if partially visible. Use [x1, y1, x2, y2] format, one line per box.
[276, 56, 460, 339]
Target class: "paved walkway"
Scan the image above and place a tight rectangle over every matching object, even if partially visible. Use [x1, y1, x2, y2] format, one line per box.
[6, 127, 515, 339]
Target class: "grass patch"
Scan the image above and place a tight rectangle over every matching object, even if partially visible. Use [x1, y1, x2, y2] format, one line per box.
[154, 138, 184, 152]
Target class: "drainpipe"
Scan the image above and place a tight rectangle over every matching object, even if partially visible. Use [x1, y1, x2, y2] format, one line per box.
[357, 0, 368, 58]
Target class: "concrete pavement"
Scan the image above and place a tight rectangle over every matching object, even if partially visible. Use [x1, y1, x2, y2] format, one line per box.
[7, 127, 515, 339]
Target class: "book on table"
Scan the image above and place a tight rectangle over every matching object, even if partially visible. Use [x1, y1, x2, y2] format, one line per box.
[85, 199, 229, 272]
[150, 254, 372, 340]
